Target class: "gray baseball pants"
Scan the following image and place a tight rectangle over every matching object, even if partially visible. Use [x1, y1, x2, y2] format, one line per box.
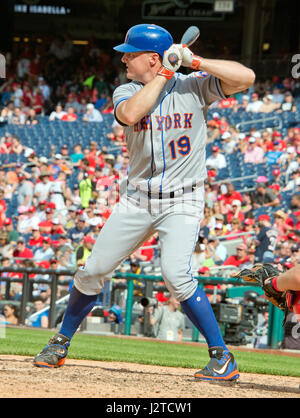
[74, 185, 204, 302]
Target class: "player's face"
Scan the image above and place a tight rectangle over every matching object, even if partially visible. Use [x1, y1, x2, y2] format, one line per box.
[121, 51, 158, 82]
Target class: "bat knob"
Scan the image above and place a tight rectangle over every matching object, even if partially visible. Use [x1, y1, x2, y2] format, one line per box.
[168, 53, 179, 65]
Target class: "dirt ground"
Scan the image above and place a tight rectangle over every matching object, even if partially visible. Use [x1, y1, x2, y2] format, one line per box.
[0, 354, 299, 398]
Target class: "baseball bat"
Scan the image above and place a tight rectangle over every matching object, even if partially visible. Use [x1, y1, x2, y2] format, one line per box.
[168, 26, 200, 65]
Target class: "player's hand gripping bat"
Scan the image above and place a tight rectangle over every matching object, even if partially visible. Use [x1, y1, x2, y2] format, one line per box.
[167, 26, 200, 66]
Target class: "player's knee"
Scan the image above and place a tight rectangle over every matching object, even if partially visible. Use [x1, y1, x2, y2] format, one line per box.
[171, 283, 197, 302]
[74, 259, 113, 293]
[83, 254, 115, 278]
[74, 269, 107, 295]
[161, 262, 197, 301]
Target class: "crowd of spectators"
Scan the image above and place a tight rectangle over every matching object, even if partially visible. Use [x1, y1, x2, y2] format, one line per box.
[193, 173, 300, 273]
[206, 122, 300, 169]
[199, 75, 300, 278]
[0, 133, 139, 296]
[0, 35, 124, 125]
[0, 35, 299, 334]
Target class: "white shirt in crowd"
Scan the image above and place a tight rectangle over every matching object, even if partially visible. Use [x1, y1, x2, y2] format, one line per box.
[18, 215, 40, 234]
[34, 181, 53, 204]
[39, 82, 51, 101]
[83, 104, 103, 123]
[49, 110, 67, 121]
[17, 58, 30, 79]
[206, 152, 227, 170]
[246, 100, 263, 112]
[12, 88, 24, 107]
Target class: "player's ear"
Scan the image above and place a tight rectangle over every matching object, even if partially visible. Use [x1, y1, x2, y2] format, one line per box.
[149, 52, 161, 66]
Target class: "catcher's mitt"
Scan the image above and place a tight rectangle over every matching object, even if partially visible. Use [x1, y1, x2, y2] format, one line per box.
[234, 263, 286, 310]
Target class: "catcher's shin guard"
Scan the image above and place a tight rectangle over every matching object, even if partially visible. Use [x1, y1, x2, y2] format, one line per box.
[194, 347, 240, 381]
[33, 333, 70, 368]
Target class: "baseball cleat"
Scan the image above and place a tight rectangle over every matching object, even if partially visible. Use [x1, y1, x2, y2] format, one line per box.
[194, 346, 240, 381]
[33, 333, 70, 368]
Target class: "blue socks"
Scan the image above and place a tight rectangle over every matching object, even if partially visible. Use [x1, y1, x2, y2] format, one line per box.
[59, 286, 98, 340]
[59, 284, 226, 351]
[181, 286, 227, 350]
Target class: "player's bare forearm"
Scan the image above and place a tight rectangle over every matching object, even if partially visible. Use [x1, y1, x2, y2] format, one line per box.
[276, 264, 300, 292]
[199, 58, 255, 96]
[116, 75, 168, 126]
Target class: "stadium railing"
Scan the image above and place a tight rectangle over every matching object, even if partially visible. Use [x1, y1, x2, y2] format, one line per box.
[0, 266, 74, 327]
[236, 114, 283, 132]
[0, 266, 284, 349]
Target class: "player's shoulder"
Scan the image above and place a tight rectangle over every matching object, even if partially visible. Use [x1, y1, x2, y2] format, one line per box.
[175, 71, 212, 92]
[114, 80, 143, 95]
[113, 81, 143, 105]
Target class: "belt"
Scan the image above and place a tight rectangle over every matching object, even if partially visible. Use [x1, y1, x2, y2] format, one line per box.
[147, 183, 198, 200]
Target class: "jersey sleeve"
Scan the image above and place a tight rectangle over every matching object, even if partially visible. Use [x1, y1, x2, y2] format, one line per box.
[191, 72, 227, 107]
[112, 81, 142, 126]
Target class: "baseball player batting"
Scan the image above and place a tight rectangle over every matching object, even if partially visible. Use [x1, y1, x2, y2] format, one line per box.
[34, 24, 255, 381]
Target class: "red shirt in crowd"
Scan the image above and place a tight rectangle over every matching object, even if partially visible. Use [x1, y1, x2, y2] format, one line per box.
[108, 133, 126, 143]
[95, 154, 105, 167]
[28, 236, 44, 247]
[29, 58, 41, 77]
[218, 97, 237, 109]
[32, 92, 44, 114]
[221, 191, 243, 206]
[0, 199, 7, 227]
[226, 211, 245, 224]
[286, 216, 300, 230]
[79, 156, 96, 169]
[13, 247, 34, 263]
[134, 240, 154, 262]
[23, 88, 34, 107]
[264, 139, 286, 151]
[102, 105, 114, 114]
[38, 220, 53, 234]
[100, 208, 112, 220]
[61, 113, 77, 122]
[50, 225, 65, 235]
[223, 255, 249, 267]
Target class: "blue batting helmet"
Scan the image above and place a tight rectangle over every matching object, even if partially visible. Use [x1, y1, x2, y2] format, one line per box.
[113, 24, 173, 57]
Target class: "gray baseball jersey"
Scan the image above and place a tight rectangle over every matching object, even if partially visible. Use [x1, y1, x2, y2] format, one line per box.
[113, 71, 226, 194]
[74, 72, 226, 301]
